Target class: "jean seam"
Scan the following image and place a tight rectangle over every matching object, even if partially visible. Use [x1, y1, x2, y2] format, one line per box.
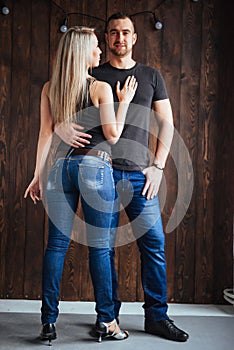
[66, 158, 73, 187]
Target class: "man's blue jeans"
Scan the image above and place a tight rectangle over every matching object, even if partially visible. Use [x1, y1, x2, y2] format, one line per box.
[110, 169, 169, 322]
[41, 155, 119, 324]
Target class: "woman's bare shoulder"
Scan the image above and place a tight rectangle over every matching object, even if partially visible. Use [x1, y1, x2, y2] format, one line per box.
[93, 80, 112, 99]
[93, 80, 112, 93]
[42, 81, 50, 96]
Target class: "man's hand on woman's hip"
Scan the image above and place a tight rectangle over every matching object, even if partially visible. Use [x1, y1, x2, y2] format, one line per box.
[54, 122, 92, 148]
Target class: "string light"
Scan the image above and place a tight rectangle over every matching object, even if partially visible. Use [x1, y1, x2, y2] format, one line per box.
[59, 11, 106, 33]
[53, 0, 199, 33]
[130, 10, 163, 31]
[154, 13, 163, 30]
[59, 13, 106, 33]
[60, 23, 68, 33]
[60, 18, 68, 33]
[58, 10, 164, 33]
[1, 6, 9, 15]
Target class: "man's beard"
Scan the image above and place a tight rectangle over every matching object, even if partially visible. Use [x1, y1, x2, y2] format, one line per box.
[109, 46, 131, 57]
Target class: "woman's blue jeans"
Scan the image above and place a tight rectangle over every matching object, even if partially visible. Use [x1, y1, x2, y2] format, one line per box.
[41, 155, 119, 324]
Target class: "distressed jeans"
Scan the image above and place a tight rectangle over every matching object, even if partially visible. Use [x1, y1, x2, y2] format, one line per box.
[41, 155, 119, 324]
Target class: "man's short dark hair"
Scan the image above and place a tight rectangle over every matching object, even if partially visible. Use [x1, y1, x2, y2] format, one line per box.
[105, 12, 136, 33]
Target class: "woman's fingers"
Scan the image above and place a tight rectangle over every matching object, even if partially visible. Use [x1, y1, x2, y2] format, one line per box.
[123, 76, 131, 88]
[127, 76, 138, 91]
[24, 188, 29, 198]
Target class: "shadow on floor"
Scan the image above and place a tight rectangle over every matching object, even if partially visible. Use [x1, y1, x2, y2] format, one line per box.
[0, 313, 233, 350]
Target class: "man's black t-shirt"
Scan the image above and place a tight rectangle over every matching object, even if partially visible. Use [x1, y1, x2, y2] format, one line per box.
[92, 62, 168, 170]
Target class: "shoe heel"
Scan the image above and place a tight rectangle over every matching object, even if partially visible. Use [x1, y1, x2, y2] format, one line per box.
[96, 328, 104, 342]
[95, 319, 128, 342]
[48, 334, 54, 346]
[40, 323, 56, 345]
[98, 333, 102, 343]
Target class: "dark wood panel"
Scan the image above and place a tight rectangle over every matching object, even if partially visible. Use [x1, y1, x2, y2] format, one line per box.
[160, 0, 183, 302]
[194, 0, 219, 303]
[83, 0, 107, 60]
[213, 0, 234, 303]
[23, 0, 50, 300]
[0, 0, 12, 298]
[50, 1, 64, 77]
[4, 0, 31, 298]
[175, 0, 203, 303]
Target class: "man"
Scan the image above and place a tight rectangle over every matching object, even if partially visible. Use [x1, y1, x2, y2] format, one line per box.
[57, 12, 189, 342]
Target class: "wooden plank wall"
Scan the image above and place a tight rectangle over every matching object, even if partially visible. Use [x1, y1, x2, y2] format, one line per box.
[0, 0, 233, 304]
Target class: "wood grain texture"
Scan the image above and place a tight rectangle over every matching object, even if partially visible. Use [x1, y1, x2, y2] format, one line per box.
[194, 0, 219, 303]
[0, 0, 12, 298]
[4, 0, 31, 298]
[23, 0, 50, 300]
[213, 0, 234, 303]
[175, 0, 203, 302]
[160, 0, 183, 302]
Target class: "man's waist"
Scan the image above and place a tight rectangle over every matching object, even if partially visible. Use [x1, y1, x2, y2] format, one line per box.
[112, 158, 148, 171]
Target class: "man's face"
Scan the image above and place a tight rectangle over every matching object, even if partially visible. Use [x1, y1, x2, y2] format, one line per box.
[105, 18, 137, 57]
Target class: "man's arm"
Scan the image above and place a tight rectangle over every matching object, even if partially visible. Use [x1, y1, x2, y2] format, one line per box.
[54, 122, 92, 148]
[142, 99, 174, 199]
[152, 99, 174, 167]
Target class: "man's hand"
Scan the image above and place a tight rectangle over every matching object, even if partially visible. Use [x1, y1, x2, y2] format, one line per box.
[54, 122, 92, 147]
[142, 166, 163, 200]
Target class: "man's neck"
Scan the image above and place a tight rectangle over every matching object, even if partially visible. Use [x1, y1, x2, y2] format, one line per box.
[109, 54, 136, 69]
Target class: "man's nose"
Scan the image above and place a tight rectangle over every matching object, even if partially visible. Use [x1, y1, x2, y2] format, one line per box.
[117, 32, 124, 41]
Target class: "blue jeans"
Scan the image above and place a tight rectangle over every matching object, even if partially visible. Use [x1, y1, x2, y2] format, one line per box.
[41, 155, 119, 324]
[110, 169, 169, 322]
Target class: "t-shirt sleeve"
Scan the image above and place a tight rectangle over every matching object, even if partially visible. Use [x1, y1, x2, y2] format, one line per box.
[153, 70, 168, 101]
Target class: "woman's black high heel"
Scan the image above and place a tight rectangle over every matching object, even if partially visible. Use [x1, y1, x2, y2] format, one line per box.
[40, 323, 57, 346]
[95, 319, 129, 342]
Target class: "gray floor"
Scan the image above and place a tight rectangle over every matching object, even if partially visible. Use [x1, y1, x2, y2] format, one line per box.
[0, 313, 234, 350]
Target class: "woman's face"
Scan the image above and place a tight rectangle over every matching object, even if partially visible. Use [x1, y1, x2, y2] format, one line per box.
[90, 35, 102, 67]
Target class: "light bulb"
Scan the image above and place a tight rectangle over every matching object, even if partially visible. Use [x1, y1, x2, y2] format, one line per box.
[60, 24, 67, 33]
[155, 21, 163, 30]
[2, 6, 10, 15]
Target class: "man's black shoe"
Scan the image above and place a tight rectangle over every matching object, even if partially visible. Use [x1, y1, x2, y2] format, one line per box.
[40, 323, 57, 341]
[145, 319, 189, 342]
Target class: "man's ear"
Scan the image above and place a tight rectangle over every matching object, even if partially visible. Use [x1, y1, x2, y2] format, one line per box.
[105, 33, 109, 44]
[132, 32, 137, 45]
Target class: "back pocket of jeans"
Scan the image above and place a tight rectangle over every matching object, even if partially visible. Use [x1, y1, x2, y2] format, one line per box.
[79, 164, 105, 188]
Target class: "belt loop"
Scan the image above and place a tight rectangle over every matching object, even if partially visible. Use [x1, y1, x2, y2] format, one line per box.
[66, 147, 75, 157]
[69, 148, 112, 165]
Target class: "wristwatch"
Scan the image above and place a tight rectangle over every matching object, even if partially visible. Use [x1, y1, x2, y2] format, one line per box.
[152, 163, 164, 171]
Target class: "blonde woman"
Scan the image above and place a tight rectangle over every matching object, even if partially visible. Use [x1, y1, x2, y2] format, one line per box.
[24, 26, 137, 343]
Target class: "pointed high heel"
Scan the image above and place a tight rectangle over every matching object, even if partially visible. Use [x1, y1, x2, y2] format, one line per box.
[95, 319, 129, 342]
[40, 323, 57, 345]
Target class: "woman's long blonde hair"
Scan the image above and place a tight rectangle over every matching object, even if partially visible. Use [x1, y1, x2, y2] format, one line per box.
[49, 26, 95, 124]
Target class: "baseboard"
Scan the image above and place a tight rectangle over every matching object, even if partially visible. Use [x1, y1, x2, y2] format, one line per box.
[0, 300, 233, 317]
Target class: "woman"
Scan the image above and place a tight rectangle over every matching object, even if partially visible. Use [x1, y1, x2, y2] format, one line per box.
[24, 26, 137, 343]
